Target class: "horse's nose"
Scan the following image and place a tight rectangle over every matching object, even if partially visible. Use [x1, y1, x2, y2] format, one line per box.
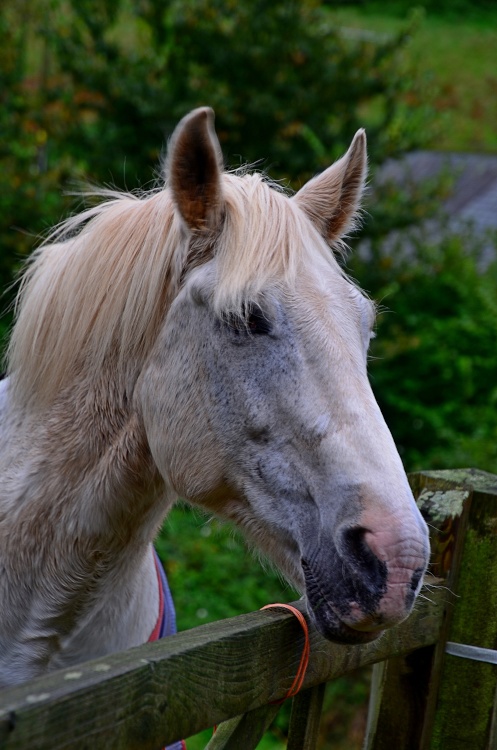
[337, 521, 429, 630]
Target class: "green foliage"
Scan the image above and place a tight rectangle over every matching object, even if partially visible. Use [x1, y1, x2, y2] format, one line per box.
[0, 0, 435, 293]
[42, 0, 432, 182]
[0, 3, 77, 309]
[349, 227, 497, 473]
[0, 0, 440, 376]
[318, 670, 371, 749]
[332, 0, 496, 18]
[329, 6, 497, 154]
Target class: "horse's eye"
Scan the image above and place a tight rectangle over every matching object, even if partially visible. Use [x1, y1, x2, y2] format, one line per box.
[247, 308, 271, 335]
[225, 305, 271, 336]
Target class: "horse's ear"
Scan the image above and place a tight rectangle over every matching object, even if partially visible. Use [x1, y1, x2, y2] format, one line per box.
[293, 130, 367, 243]
[167, 107, 224, 232]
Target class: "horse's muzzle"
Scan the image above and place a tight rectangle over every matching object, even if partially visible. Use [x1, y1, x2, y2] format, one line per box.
[301, 523, 429, 644]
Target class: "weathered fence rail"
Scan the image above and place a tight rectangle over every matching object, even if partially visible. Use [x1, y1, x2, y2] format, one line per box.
[1, 469, 496, 750]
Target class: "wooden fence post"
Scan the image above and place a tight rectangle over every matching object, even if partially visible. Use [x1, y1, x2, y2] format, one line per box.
[365, 468, 497, 750]
[204, 704, 281, 749]
[287, 684, 326, 750]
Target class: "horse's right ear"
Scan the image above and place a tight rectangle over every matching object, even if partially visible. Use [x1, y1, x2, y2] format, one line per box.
[293, 130, 367, 244]
[167, 107, 224, 233]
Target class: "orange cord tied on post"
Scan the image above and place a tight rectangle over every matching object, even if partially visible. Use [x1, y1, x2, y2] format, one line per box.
[260, 603, 310, 703]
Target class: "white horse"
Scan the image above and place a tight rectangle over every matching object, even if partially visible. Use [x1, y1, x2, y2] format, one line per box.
[0, 108, 429, 690]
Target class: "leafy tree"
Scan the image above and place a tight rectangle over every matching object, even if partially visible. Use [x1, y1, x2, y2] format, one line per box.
[0, 1, 75, 335]
[46, 0, 432, 182]
[0, 0, 435, 315]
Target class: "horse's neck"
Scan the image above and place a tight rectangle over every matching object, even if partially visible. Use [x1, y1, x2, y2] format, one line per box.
[0, 376, 172, 686]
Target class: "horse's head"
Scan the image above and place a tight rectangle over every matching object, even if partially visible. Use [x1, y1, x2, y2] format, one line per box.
[139, 108, 429, 644]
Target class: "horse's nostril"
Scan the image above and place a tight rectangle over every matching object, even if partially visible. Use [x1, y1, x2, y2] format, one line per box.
[342, 525, 373, 566]
[340, 525, 387, 587]
[342, 525, 368, 557]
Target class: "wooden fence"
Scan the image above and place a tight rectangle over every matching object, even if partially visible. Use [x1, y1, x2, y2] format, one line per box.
[1, 468, 497, 750]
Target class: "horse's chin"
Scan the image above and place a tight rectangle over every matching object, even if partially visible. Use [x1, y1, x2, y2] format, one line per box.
[307, 603, 384, 645]
[302, 562, 385, 644]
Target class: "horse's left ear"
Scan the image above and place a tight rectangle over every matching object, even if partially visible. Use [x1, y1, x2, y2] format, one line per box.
[293, 129, 367, 243]
[167, 107, 224, 233]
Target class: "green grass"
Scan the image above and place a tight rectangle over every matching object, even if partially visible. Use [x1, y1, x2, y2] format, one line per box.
[329, 5, 497, 153]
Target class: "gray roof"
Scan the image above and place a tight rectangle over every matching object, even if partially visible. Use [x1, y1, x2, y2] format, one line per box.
[380, 151, 497, 232]
[368, 152, 497, 267]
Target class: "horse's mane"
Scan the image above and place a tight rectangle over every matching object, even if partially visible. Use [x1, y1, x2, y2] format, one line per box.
[7, 172, 340, 409]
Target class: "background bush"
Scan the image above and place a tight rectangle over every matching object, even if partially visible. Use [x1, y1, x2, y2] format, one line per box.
[41, 0, 432, 178]
[330, 0, 496, 16]
[0, 0, 433, 285]
[350, 227, 497, 473]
